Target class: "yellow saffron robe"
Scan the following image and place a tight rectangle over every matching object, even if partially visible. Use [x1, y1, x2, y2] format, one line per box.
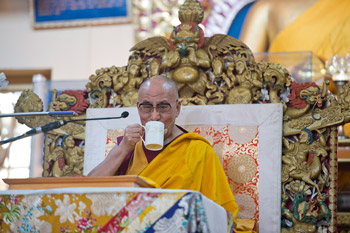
[126, 132, 239, 219]
[268, 0, 350, 61]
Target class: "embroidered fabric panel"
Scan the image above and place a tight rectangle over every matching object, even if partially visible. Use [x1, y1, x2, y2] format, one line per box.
[106, 129, 125, 157]
[184, 125, 260, 222]
[146, 193, 210, 233]
[101, 192, 211, 233]
[0, 191, 184, 232]
[0, 190, 228, 233]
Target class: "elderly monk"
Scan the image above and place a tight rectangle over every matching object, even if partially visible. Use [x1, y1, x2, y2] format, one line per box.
[88, 75, 239, 219]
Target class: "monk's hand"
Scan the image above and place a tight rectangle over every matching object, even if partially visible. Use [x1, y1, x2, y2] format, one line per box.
[120, 124, 144, 152]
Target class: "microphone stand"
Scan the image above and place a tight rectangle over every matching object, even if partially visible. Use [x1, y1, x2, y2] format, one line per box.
[0, 111, 129, 145]
[0, 111, 77, 118]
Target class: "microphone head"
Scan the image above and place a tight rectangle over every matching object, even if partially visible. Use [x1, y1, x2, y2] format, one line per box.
[121, 111, 129, 118]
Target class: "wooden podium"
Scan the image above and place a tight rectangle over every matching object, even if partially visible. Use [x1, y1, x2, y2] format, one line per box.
[3, 176, 155, 190]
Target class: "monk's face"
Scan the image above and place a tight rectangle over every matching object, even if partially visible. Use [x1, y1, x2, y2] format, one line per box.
[137, 78, 180, 140]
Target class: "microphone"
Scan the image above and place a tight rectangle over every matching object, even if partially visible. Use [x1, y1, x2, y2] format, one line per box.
[121, 111, 129, 118]
[0, 111, 129, 145]
[66, 111, 129, 123]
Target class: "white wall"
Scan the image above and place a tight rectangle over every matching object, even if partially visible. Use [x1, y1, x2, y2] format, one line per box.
[0, 0, 134, 81]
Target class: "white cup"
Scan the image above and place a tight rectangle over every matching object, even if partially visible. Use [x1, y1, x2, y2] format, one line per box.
[141, 121, 164, 151]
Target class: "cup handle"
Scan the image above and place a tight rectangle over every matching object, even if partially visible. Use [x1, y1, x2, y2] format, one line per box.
[140, 125, 146, 143]
[139, 136, 145, 144]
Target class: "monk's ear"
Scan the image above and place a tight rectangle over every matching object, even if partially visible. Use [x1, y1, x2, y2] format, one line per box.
[137, 102, 142, 114]
[176, 100, 181, 117]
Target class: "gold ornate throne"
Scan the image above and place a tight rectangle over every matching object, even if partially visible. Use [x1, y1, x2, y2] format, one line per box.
[13, 0, 349, 232]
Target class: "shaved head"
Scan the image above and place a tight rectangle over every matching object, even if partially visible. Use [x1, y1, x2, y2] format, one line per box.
[138, 75, 179, 101]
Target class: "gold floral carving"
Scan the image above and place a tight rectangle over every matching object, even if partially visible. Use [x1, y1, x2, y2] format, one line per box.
[328, 127, 338, 232]
[337, 212, 350, 231]
[14, 89, 45, 128]
[131, 0, 213, 43]
[284, 105, 344, 136]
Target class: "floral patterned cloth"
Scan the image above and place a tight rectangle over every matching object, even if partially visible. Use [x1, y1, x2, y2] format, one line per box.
[0, 187, 231, 233]
[185, 125, 260, 222]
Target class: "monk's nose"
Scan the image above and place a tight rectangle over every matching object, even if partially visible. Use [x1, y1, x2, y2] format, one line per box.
[150, 107, 161, 121]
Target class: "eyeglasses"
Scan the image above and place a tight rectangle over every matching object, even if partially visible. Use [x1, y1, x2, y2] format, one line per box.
[138, 101, 176, 114]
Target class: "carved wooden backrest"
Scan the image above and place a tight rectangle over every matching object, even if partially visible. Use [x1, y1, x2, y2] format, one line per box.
[14, 0, 348, 232]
